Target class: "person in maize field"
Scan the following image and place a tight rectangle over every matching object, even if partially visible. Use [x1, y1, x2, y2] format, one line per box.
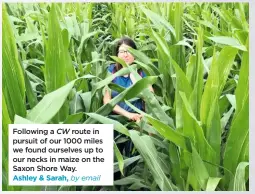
[103, 36, 154, 122]
[103, 37, 154, 182]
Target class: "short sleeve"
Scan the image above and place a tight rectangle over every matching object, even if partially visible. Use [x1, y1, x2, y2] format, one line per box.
[108, 64, 115, 73]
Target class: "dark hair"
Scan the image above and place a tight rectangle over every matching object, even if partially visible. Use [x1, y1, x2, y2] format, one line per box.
[114, 37, 137, 70]
[115, 37, 137, 56]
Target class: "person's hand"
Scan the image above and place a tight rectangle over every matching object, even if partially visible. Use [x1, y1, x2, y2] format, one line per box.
[126, 113, 142, 122]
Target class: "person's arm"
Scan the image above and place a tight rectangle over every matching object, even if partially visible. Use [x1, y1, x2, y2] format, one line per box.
[103, 88, 142, 121]
[129, 72, 154, 92]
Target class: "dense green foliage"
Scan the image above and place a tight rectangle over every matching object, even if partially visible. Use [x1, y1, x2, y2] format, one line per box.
[2, 2, 249, 191]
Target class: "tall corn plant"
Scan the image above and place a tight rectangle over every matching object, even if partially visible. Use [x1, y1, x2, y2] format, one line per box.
[2, 2, 249, 191]
[109, 3, 137, 39]
[2, 4, 29, 191]
[44, 4, 76, 123]
[2, 4, 27, 122]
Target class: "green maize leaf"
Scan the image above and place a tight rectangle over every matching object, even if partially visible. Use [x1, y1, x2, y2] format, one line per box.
[42, 186, 59, 191]
[2, 95, 11, 142]
[157, 152, 171, 175]
[141, 122, 159, 136]
[223, 97, 248, 182]
[120, 76, 157, 101]
[233, 162, 249, 191]
[77, 30, 103, 63]
[80, 92, 92, 112]
[186, 55, 196, 86]
[236, 3, 249, 31]
[200, 47, 220, 123]
[123, 99, 146, 115]
[147, 29, 175, 107]
[2, 4, 26, 121]
[69, 91, 84, 114]
[189, 26, 204, 120]
[187, 167, 200, 191]
[64, 15, 79, 41]
[9, 15, 25, 23]
[26, 75, 95, 124]
[115, 136, 129, 144]
[123, 100, 163, 136]
[108, 83, 125, 94]
[205, 98, 221, 164]
[44, 4, 74, 122]
[63, 112, 84, 124]
[145, 115, 191, 152]
[221, 107, 234, 132]
[208, 36, 247, 51]
[150, 29, 170, 59]
[169, 142, 184, 190]
[61, 28, 69, 48]
[86, 76, 158, 124]
[238, 132, 249, 164]
[128, 48, 160, 75]
[148, 29, 174, 98]
[218, 7, 243, 30]
[134, 61, 156, 77]
[206, 177, 221, 191]
[128, 182, 150, 190]
[2, 170, 12, 191]
[223, 47, 249, 184]
[141, 6, 176, 37]
[151, 136, 168, 150]
[180, 91, 217, 176]
[91, 64, 137, 97]
[191, 145, 209, 191]
[213, 46, 237, 96]
[24, 70, 38, 109]
[235, 50, 249, 117]
[223, 79, 237, 95]
[126, 5, 135, 37]
[2, 96, 11, 191]
[114, 155, 141, 173]
[141, 86, 175, 127]
[170, 57, 192, 129]
[129, 130, 179, 191]
[199, 20, 220, 33]
[201, 46, 238, 131]
[45, 4, 66, 92]
[128, 35, 175, 127]
[219, 95, 230, 117]
[86, 113, 129, 137]
[110, 56, 128, 67]
[174, 39, 194, 53]
[114, 142, 124, 176]
[20, 186, 42, 191]
[61, 28, 76, 82]
[123, 58, 174, 127]
[114, 174, 144, 185]
[172, 3, 185, 71]
[235, 30, 248, 46]
[14, 115, 35, 124]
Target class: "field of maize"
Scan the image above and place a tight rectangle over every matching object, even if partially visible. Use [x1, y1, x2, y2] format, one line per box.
[2, 2, 249, 191]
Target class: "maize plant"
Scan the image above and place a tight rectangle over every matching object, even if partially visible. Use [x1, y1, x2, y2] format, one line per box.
[2, 2, 249, 191]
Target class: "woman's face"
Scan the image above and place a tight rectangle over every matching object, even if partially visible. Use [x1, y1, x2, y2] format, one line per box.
[117, 44, 135, 65]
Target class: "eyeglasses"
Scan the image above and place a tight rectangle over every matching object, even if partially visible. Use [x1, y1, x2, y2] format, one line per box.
[118, 50, 130, 55]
